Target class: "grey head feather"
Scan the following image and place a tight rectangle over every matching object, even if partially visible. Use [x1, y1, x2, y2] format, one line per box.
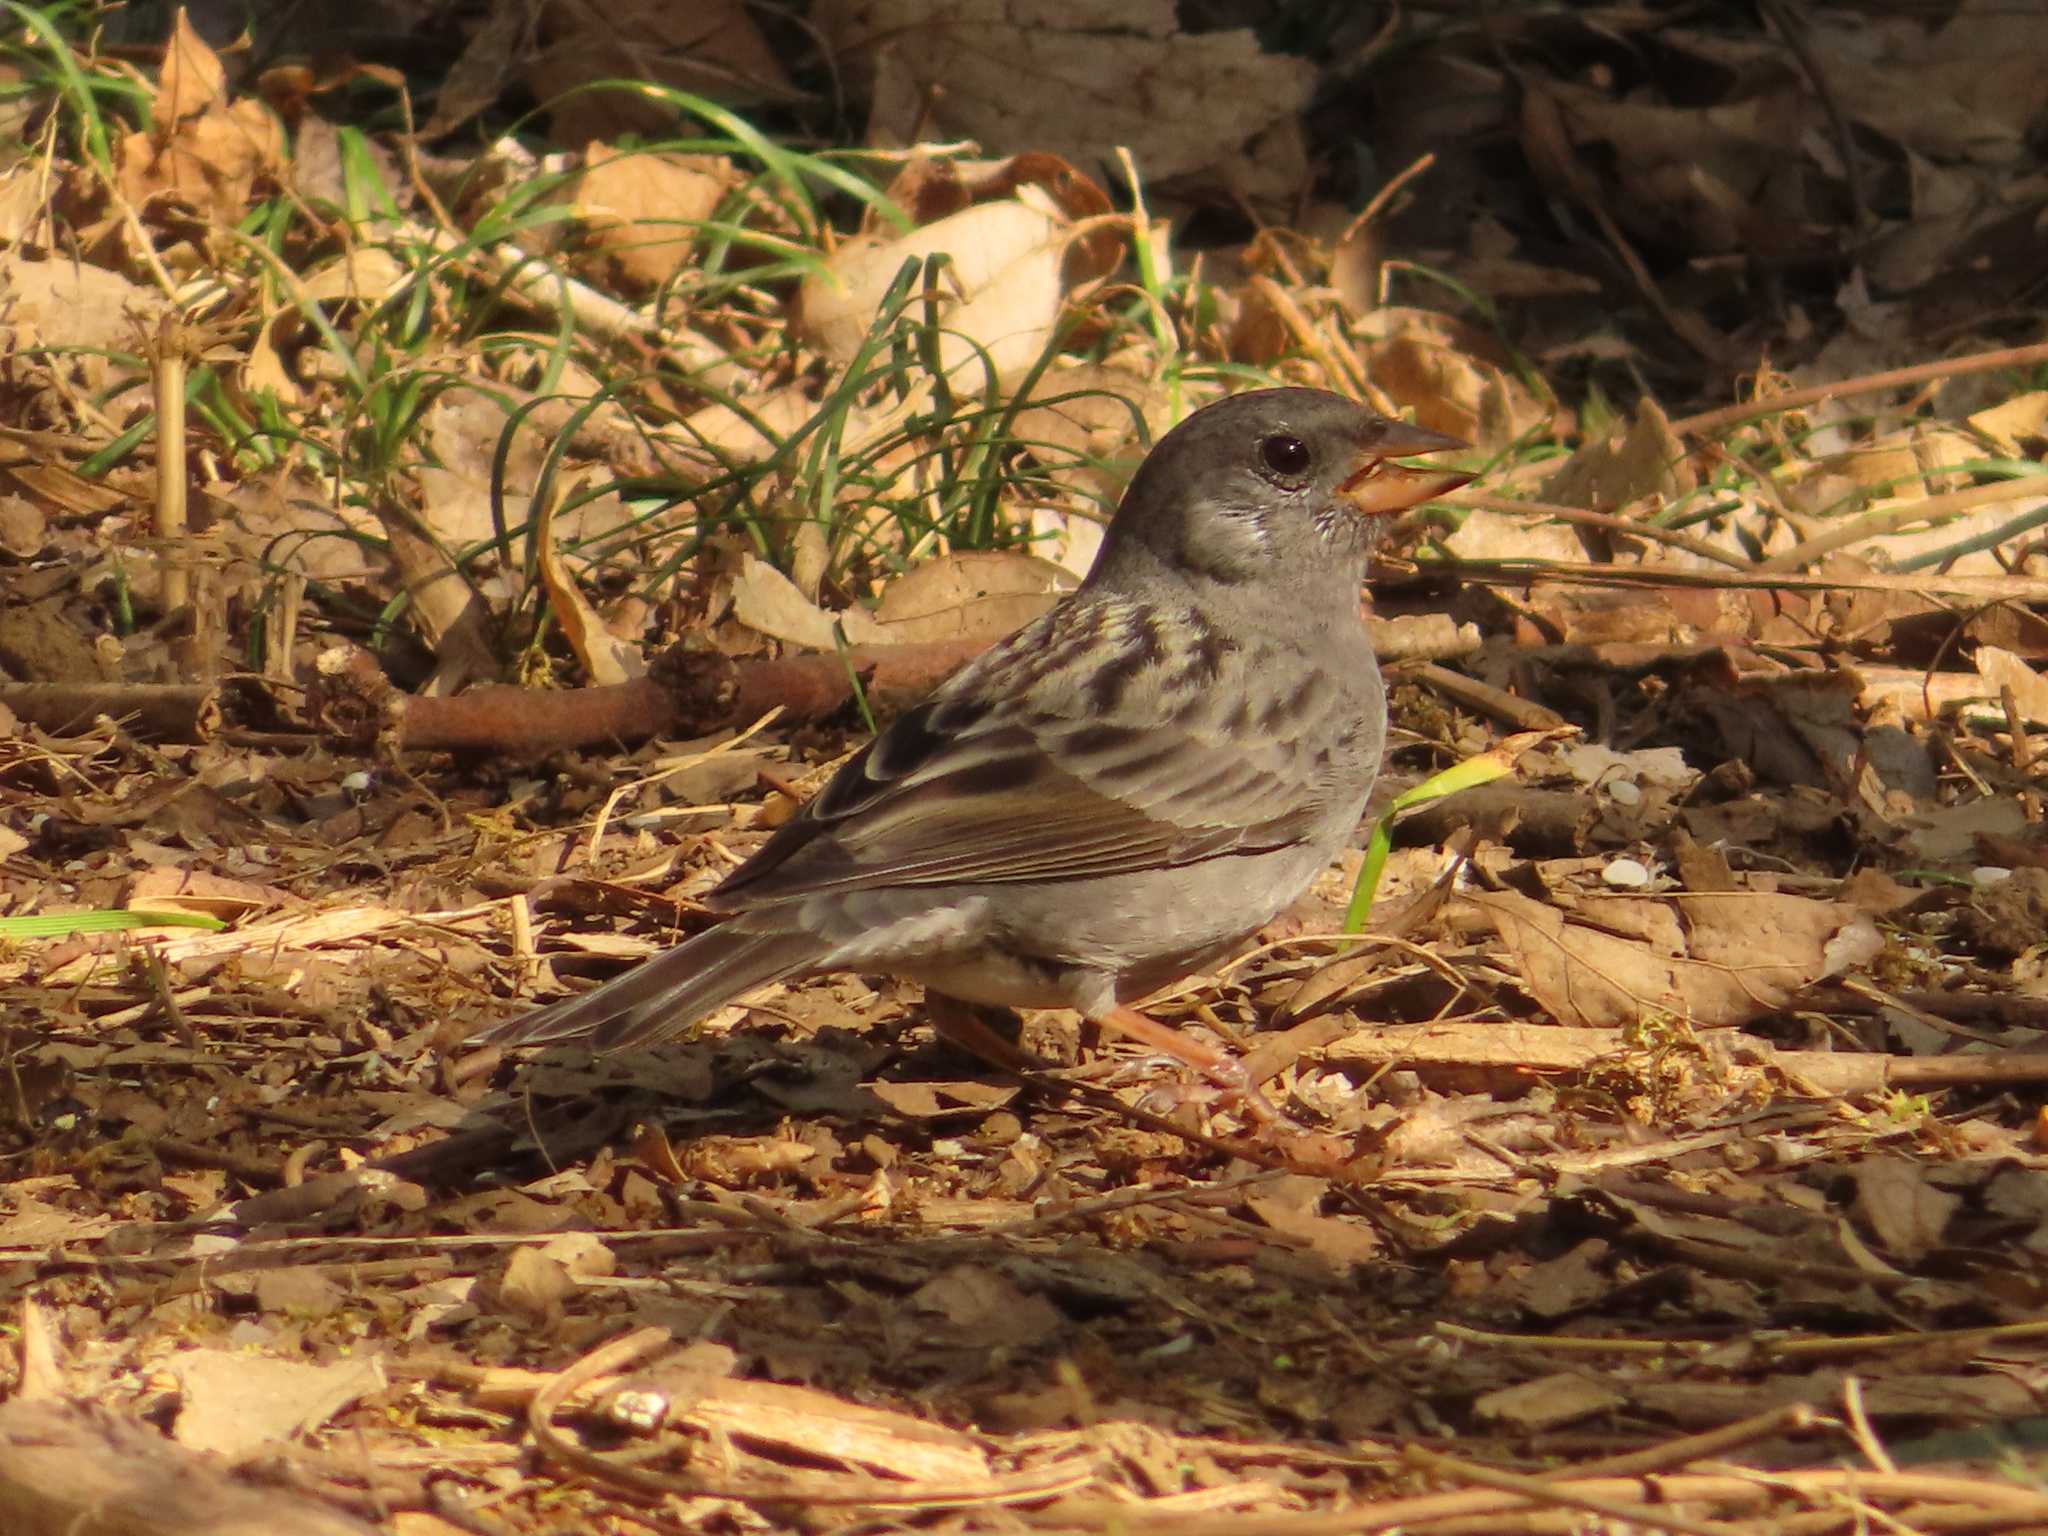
[1087, 388, 1429, 602]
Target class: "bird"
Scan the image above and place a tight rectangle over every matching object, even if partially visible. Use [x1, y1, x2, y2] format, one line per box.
[481, 387, 1471, 1103]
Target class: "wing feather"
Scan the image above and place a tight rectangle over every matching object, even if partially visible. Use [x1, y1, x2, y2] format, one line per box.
[707, 598, 1354, 910]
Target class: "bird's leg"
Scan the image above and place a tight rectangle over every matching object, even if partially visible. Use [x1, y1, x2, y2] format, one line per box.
[1094, 1005, 1281, 1124]
[927, 994, 1284, 1126]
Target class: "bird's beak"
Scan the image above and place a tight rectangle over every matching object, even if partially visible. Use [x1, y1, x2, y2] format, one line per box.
[1338, 422, 1475, 517]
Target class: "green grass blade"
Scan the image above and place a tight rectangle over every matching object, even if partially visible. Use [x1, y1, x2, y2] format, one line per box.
[1343, 733, 1561, 937]
[0, 909, 228, 939]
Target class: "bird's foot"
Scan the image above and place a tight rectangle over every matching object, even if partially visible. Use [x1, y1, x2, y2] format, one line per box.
[1096, 1004, 1283, 1124]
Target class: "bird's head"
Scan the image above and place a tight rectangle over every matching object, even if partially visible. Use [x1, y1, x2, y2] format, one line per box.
[1095, 387, 1473, 590]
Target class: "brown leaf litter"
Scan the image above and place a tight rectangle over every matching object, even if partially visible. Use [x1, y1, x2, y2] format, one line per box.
[8, 4, 2048, 1532]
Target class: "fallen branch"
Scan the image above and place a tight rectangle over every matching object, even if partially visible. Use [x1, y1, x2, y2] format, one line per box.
[308, 638, 989, 758]
[0, 682, 224, 741]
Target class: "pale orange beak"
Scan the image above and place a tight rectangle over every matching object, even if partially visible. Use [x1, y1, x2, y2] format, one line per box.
[1338, 422, 1474, 516]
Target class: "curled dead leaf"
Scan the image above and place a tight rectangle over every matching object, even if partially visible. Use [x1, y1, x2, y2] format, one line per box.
[572, 144, 737, 291]
[799, 199, 1069, 394]
[115, 11, 285, 229]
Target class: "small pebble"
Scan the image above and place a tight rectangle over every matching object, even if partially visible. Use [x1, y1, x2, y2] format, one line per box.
[1603, 857, 1652, 888]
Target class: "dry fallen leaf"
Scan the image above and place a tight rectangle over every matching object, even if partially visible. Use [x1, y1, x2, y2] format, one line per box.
[1473, 1372, 1626, 1432]
[819, 0, 1316, 185]
[536, 475, 645, 686]
[170, 1348, 387, 1458]
[1244, 1176, 1381, 1272]
[1851, 1156, 1962, 1262]
[0, 253, 168, 368]
[1355, 307, 1552, 455]
[1792, 425, 1981, 509]
[800, 198, 1069, 395]
[1540, 397, 1697, 513]
[872, 549, 1074, 645]
[115, 11, 285, 229]
[1901, 795, 2029, 864]
[0, 162, 44, 246]
[572, 144, 736, 291]
[1967, 391, 2048, 455]
[530, 0, 799, 147]
[731, 552, 889, 649]
[1803, 2, 2048, 163]
[1472, 885, 1881, 1031]
[1977, 646, 2048, 725]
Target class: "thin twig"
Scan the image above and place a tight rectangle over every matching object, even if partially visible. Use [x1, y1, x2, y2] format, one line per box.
[1429, 555, 2048, 605]
[1755, 475, 2048, 573]
[1671, 341, 2048, 437]
[1402, 1445, 1747, 1536]
[1448, 489, 1754, 569]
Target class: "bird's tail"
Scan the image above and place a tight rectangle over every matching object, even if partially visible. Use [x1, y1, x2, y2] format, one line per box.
[479, 919, 815, 1053]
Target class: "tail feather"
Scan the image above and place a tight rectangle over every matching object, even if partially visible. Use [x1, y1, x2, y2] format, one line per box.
[482, 921, 817, 1052]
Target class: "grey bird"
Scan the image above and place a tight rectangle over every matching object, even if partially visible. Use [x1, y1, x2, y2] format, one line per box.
[482, 388, 1471, 1091]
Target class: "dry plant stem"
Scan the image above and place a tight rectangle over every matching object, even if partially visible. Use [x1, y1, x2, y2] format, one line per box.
[1834, 977, 2012, 1046]
[1763, 0, 1868, 232]
[1756, 475, 2048, 573]
[1319, 1020, 2048, 1098]
[1433, 1324, 1710, 1357]
[411, 223, 742, 391]
[363, 605, 1536, 758]
[264, 572, 304, 681]
[1349, 151, 1436, 247]
[1839, 1377, 1898, 1476]
[149, 315, 190, 620]
[1402, 1445, 1742, 1536]
[1539, 1405, 1817, 1481]
[2002, 685, 2035, 769]
[1249, 273, 1372, 403]
[1671, 340, 2048, 437]
[1697, 436, 1822, 538]
[1407, 661, 1570, 732]
[1128, 1470, 2048, 1536]
[15, 1298, 61, 1403]
[1449, 490, 1753, 570]
[1519, 88, 1729, 366]
[581, 710, 787, 862]
[1443, 1315, 2048, 1367]
[1759, 1316, 2048, 1363]
[1443, 556, 2048, 606]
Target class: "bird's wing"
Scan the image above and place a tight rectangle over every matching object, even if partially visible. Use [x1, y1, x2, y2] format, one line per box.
[707, 598, 1361, 908]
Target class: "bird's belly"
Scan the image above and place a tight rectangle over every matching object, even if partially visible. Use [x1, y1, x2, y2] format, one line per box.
[787, 836, 1347, 1015]
[965, 839, 1343, 1011]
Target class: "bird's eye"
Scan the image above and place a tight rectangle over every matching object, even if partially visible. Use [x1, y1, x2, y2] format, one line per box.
[1259, 433, 1311, 479]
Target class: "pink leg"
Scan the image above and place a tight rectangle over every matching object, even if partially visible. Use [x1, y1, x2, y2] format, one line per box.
[1095, 1005, 1281, 1124]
